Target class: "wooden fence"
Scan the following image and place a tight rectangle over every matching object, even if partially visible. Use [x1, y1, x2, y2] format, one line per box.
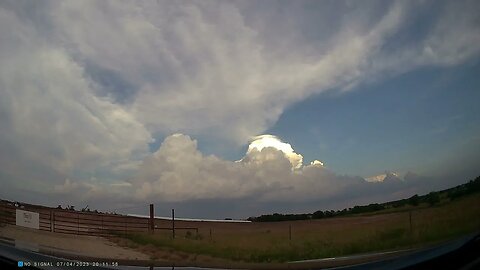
[0, 201, 149, 236]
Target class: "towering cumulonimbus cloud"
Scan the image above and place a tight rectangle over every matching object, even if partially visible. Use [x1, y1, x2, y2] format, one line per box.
[129, 133, 382, 203]
[242, 135, 304, 169]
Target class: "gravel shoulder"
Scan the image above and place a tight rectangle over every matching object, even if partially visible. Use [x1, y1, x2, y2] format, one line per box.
[0, 224, 149, 260]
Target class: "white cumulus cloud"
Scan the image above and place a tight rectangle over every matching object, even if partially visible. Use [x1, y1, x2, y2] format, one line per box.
[130, 134, 364, 202]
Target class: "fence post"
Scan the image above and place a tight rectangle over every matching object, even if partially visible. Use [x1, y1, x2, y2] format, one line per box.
[77, 213, 80, 234]
[210, 228, 212, 241]
[149, 204, 154, 234]
[289, 225, 292, 241]
[409, 211, 413, 234]
[172, 209, 175, 239]
[0, 205, 3, 224]
[50, 210, 54, 232]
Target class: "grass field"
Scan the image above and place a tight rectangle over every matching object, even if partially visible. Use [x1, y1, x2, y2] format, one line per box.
[118, 193, 480, 263]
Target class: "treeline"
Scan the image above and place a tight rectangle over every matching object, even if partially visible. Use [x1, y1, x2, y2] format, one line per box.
[248, 176, 480, 222]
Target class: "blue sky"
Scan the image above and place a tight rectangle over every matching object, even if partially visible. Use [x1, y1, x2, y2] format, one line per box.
[267, 61, 480, 177]
[0, 0, 479, 218]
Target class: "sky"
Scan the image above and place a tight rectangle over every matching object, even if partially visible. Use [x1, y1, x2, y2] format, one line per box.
[0, 0, 479, 219]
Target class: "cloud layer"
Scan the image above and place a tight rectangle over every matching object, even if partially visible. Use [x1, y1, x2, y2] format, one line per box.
[0, 1, 479, 212]
[130, 134, 405, 204]
[37, 133, 471, 217]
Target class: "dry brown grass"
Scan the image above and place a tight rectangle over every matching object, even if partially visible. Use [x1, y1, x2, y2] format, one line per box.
[121, 193, 480, 263]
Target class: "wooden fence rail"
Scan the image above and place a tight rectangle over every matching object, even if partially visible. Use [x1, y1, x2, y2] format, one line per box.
[0, 202, 149, 236]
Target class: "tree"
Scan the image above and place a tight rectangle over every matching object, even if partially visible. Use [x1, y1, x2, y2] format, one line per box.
[426, 192, 440, 206]
[409, 194, 419, 206]
[312, 210, 324, 219]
